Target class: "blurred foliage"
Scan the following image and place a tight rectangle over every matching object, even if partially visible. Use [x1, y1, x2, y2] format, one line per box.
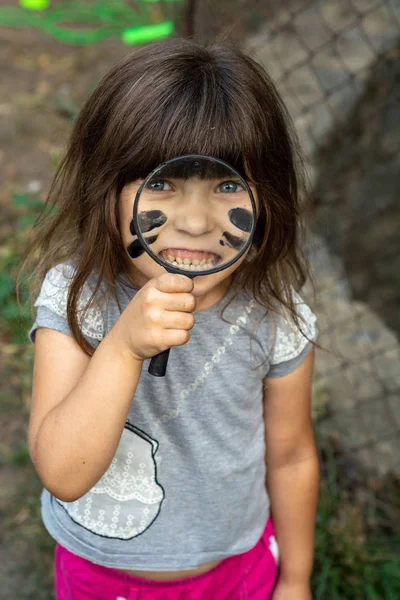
[0, 192, 42, 344]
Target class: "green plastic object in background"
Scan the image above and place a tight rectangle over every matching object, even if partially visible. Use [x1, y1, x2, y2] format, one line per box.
[1, 1, 183, 45]
[122, 21, 173, 45]
[20, 0, 50, 10]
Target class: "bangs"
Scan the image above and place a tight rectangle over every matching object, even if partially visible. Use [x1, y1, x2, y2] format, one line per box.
[122, 111, 250, 183]
[118, 52, 263, 185]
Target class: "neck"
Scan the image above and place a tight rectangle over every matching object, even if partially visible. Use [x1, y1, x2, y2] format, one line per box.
[193, 276, 232, 312]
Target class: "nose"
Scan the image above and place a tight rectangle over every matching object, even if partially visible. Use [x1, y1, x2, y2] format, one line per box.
[173, 191, 214, 236]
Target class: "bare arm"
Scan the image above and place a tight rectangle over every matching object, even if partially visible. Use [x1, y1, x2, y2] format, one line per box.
[28, 273, 196, 502]
[264, 350, 319, 590]
[29, 328, 143, 502]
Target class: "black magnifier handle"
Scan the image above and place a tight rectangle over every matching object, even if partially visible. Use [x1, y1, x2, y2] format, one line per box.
[148, 348, 171, 377]
[148, 271, 195, 377]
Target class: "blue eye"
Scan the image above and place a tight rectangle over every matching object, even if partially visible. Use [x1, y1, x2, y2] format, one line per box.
[217, 181, 244, 193]
[146, 180, 172, 192]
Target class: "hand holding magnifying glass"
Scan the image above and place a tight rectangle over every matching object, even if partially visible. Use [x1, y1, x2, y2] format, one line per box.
[130, 155, 257, 377]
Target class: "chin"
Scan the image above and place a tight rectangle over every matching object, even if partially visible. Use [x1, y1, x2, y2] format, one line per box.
[191, 271, 230, 295]
[190, 277, 210, 296]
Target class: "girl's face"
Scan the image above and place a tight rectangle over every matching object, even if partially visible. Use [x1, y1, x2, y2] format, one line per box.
[119, 176, 257, 309]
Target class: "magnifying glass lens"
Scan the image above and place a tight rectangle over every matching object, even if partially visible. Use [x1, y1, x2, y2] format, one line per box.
[134, 156, 255, 277]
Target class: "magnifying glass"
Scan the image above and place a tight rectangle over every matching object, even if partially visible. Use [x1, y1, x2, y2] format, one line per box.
[131, 154, 257, 377]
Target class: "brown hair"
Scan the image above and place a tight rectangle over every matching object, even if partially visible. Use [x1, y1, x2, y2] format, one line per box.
[22, 38, 311, 355]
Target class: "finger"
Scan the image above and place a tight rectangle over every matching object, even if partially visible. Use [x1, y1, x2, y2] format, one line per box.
[161, 311, 195, 331]
[153, 273, 194, 294]
[164, 329, 191, 347]
[164, 292, 196, 313]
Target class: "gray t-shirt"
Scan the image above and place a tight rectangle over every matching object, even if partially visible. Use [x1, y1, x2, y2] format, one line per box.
[29, 263, 317, 570]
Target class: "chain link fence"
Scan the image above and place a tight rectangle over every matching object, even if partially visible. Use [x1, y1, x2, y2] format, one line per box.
[190, 0, 400, 479]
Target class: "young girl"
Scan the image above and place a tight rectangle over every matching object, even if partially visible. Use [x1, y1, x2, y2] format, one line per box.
[26, 39, 319, 600]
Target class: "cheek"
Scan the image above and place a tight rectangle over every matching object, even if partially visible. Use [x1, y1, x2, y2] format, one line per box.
[128, 251, 166, 283]
[228, 208, 253, 233]
[119, 202, 134, 242]
[127, 238, 145, 259]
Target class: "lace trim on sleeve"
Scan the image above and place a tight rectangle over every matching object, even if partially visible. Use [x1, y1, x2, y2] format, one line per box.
[271, 293, 317, 365]
[34, 264, 104, 340]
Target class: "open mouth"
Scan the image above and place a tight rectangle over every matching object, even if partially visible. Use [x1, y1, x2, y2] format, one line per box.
[160, 248, 221, 271]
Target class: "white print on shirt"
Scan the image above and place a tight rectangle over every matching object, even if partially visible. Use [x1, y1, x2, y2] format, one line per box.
[57, 424, 164, 539]
[154, 298, 257, 428]
[35, 264, 104, 340]
[152, 294, 316, 429]
[270, 293, 317, 363]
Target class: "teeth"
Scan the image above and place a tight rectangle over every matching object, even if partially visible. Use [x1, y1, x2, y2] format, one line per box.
[161, 251, 219, 270]
[163, 254, 216, 270]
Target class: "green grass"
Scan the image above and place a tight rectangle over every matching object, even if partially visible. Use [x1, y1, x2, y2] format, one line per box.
[312, 438, 400, 599]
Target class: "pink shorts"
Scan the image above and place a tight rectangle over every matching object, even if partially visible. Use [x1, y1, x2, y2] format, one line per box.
[55, 518, 279, 599]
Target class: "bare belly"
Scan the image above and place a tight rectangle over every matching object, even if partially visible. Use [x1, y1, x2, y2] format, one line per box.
[120, 559, 222, 581]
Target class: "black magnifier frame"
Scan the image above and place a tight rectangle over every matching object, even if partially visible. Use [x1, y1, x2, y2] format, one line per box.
[133, 154, 257, 278]
[132, 154, 257, 377]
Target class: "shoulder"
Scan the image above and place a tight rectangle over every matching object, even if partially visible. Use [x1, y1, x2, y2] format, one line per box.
[269, 290, 317, 365]
[35, 263, 74, 311]
[234, 286, 317, 378]
[34, 263, 104, 341]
